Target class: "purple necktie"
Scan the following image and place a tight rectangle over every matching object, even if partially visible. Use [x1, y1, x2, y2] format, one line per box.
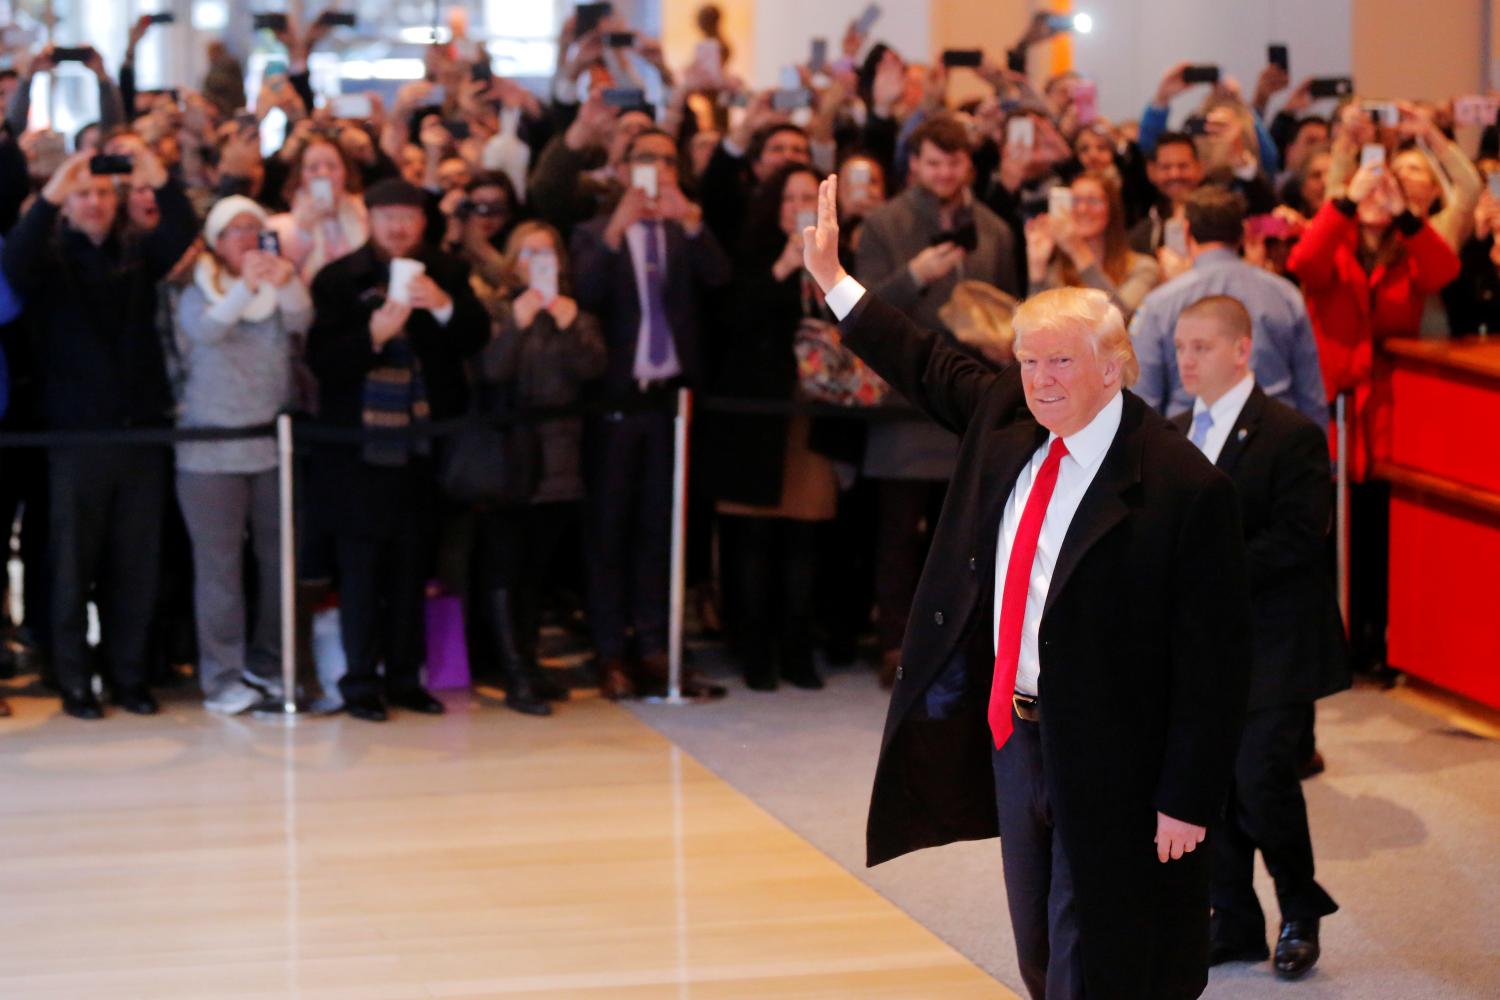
[643, 222, 672, 365]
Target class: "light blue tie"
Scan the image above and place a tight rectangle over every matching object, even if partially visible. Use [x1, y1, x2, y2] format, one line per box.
[1189, 409, 1214, 451]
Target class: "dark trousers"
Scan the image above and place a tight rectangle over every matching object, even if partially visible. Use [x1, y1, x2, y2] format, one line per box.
[815, 477, 877, 659]
[873, 479, 948, 654]
[1347, 480, 1389, 671]
[0, 444, 50, 649]
[48, 446, 167, 696]
[992, 711, 1087, 1000]
[720, 514, 818, 679]
[334, 526, 431, 704]
[585, 410, 674, 660]
[1212, 702, 1338, 942]
[472, 500, 578, 661]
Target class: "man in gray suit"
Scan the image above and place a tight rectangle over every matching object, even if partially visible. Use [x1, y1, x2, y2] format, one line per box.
[855, 113, 1020, 686]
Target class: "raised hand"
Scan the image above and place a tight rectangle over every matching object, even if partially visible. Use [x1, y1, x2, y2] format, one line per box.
[802, 174, 846, 293]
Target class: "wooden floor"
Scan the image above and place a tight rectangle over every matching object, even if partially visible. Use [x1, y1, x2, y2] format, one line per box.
[0, 683, 1016, 999]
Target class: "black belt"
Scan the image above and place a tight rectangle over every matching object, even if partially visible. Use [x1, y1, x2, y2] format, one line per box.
[1012, 692, 1040, 723]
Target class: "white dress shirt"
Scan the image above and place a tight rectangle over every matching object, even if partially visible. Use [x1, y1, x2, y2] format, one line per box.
[1189, 372, 1255, 464]
[819, 274, 1123, 700]
[995, 393, 1122, 697]
[626, 220, 683, 383]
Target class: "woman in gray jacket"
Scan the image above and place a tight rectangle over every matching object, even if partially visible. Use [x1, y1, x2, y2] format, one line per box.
[174, 195, 311, 714]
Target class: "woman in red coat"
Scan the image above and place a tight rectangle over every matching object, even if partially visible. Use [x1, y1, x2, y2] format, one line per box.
[1287, 161, 1460, 670]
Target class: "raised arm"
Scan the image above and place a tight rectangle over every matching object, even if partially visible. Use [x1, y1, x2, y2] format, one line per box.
[802, 175, 998, 435]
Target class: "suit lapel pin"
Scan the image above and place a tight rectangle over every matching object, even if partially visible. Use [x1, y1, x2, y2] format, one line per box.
[1237, 428, 1248, 441]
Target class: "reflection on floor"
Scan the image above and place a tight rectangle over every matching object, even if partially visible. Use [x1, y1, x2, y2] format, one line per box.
[0, 681, 1016, 999]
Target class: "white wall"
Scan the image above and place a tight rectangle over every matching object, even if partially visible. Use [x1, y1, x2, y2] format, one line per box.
[749, 1, 930, 88]
[1069, 0, 1354, 124]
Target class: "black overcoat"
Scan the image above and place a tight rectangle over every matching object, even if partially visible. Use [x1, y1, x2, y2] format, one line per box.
[1170, 386, 1351, 710]
[843, 293, 1253, 1000]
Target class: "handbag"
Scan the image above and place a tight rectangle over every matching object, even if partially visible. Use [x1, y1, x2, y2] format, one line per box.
[793, 317, 890, 406]
[438, 381, 540, 505]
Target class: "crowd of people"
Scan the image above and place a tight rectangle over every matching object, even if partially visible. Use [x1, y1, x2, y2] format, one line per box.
[0, 6, 1493, 729]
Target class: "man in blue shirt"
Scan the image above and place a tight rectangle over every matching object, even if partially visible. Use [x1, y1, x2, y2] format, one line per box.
[1130, 187, 1327, 427]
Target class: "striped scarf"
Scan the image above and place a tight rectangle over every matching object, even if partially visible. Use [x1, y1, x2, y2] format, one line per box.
[361, 333, 431, 467]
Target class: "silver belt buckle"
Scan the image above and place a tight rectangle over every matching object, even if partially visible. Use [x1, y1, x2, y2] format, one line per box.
[1012, 692, 1040, 723]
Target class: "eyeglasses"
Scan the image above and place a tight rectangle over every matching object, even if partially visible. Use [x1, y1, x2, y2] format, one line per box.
[1070, 196, 1107, 208]
[465, 201, 509, 218]
[629, 153, 678, 169]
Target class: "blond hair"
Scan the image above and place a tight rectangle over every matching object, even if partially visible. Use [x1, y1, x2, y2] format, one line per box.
[1012, 286, 1139, 387]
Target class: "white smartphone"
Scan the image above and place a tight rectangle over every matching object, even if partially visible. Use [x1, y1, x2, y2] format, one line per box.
[309, 176, 336, 211]
[1360, 143, 1387, 171]
[693, 39, 723, 81]
[331, 93, 373, 119]
[631, 163, 658, 198]
[1164, 218, 1189, 257]
[528, 251, 559, 305]
[1006, 116, 1035, 149]
[1048, 186, 1074, 219]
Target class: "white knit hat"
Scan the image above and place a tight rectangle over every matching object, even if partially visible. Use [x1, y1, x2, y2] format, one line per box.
[203, 195, 269, 250]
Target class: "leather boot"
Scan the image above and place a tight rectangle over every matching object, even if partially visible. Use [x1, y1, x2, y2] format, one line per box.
[484, 590, 551, 716]
[512, 588, 569, 701]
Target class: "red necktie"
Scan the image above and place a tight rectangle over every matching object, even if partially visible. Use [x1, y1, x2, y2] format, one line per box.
[989, 437, 1069, 749]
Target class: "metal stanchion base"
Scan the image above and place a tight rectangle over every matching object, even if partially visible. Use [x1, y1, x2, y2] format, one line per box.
[639, 694, 702, 706]
[250, 698, 319, 724]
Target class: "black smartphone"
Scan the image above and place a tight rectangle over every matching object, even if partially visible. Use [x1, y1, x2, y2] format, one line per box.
[317, 11, 357, 27]
[1182, 65, 1220, 85]
[854, 4, 882, 36]
[1183, 115, 1209, 137]
[1309, 76, 1354, 99]
[234, 111, 259, 130]
[606, 31, 635, 48]
[1045, 13, 1073, 32]
[602, 87, 645, 109]
[1268, 44, 1289, 73]
[258, 231, 282, 255]
[470, 60, 492, 84]
[444, 118, 472, 141]
[575, 2, 612, 36]
[148, 13, 175, 25]
[810, 38, 828, 73]
[941, 49, 984, 69]
[931, 221, 978, 253]
[771, 87, 813, 112]
[89, 154, 133, 175]
[252, 13, 289, 32]
[52, 46, 92, 63]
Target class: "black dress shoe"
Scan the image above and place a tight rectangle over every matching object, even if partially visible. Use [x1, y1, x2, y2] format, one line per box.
[345, 698, 389, 722]
[61, 689, 104, 720]
[1274, 919, 1321, 979]
[113, 687, 159, 715]
[529, 670, 571, 702]
[1209, 937, 1270, 967]
[389, 688, 446, 715]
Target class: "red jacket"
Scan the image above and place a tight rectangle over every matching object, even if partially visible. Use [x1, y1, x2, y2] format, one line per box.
[1286, 199, 1459, 478]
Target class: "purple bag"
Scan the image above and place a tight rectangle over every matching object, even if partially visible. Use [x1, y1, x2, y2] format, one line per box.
[424, 593, 471, 690]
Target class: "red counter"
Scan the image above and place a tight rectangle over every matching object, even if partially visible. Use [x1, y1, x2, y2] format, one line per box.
[1378, 337, 1500, 710]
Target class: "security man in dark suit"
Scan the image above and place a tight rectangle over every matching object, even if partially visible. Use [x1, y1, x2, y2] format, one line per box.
[1171, 294, 1349, 980]
[802, 175, 1253, 1000]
